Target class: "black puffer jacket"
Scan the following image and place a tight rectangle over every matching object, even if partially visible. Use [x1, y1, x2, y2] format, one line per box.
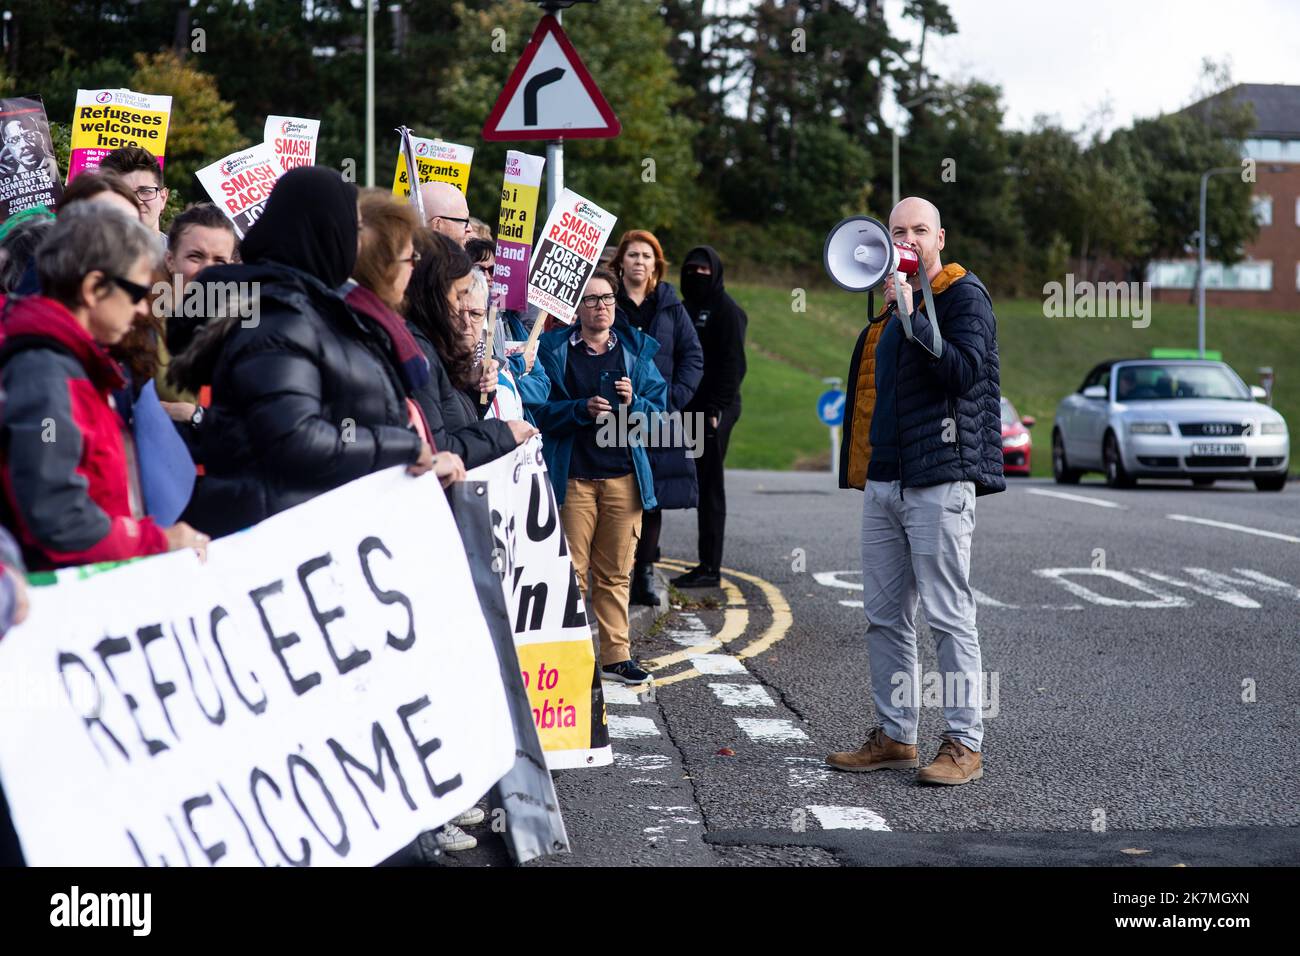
[171, 262, 423, 537]
[407, 323, 516, 469]
[839, 270, 1005, 496]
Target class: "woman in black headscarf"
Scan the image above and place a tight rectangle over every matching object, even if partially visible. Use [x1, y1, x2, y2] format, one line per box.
[171, 166, 439, 536]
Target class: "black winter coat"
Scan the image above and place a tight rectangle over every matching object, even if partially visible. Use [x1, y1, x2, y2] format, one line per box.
[839, 271, 1006, 496]
[170, 262, 424, 537]
[615, 281, 703, 510]
[407, 323, 516, 469]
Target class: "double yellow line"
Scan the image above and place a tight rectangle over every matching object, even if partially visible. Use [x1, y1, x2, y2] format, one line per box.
[648, 559, 793, 687]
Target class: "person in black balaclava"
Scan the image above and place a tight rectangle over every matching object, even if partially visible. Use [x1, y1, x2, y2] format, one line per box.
[673, 245, 747, 588]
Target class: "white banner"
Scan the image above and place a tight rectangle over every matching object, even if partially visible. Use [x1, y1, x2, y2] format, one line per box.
[526, 188, 617, 324]
[468, 439, 612, 769]
[195, 142, 282, 239]
[263, 115, 320, 173]
[0, 468, 515, 867]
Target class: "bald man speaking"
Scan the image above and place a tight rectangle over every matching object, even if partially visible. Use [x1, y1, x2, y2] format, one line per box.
[827, 196, 1005, 786]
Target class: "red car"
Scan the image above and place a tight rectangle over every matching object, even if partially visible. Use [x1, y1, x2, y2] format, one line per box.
[1001, 396, 1034, 475]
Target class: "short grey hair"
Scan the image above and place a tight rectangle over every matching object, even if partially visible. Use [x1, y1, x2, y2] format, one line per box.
[36, 204, 161, 308]
[468, 264, 489, 306]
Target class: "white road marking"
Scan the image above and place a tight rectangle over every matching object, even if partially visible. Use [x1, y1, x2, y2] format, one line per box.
[668, 632, 722, 649]
[1226, 568, 1300, 599]
[614, 753, 671, 772]
[1167, 513, 1300, 544]
[823, 571, 1080, 610]
[807, 805, 891, 831]
[1135, 569, 1261, 609]
[972, 587, 1019, 608]
[690, 654, 749, 675]
[643, 806, 702, 843]
[608, 715, 660, 739]
[601, 681, 646, 705]
[708, 682, 775, 707]
[735, 717, 809, 743]
[786, 757, 833, 789]
[1033, 568, 1190, 608]
[813, 570, 862, 591]
[1026, 488, 1125, 509]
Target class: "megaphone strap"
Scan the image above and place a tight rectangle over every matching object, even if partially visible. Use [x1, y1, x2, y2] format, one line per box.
[899, 267, 943, 360]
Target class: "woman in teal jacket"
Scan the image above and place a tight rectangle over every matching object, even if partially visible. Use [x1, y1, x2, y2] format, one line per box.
[532, 269, 668, 685]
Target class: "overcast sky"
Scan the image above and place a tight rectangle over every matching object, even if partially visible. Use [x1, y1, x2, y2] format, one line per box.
[880, 0, 1300, 134]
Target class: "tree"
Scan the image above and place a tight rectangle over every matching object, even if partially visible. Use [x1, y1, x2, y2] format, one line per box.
[1011, 119, 1154, 286]
[129, 51, 246, 210]
[894, 80, 1025, 292]
[1101, 105, 1256, 277]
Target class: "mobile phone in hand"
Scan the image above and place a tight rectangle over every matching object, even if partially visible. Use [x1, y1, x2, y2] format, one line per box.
[599, 369, 622, 406]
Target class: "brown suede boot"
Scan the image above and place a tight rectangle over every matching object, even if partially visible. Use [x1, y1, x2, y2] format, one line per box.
[916, 737, 983, 785]
[826, 727, 919, 772]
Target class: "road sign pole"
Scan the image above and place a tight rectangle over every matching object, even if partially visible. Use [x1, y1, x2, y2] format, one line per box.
[544, 7, 562, 214]
[546, 139, 563, 214]
[830, 425, 840, 481]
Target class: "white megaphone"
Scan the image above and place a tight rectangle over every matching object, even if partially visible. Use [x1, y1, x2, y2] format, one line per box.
[822, 215, 941, 356]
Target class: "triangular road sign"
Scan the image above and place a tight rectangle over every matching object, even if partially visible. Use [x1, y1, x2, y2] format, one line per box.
[482, 14, 620, 142]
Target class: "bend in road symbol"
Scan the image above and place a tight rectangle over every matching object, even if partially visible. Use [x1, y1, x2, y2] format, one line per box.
[817, 389, 846, 427]
[524, 67, 565, 126]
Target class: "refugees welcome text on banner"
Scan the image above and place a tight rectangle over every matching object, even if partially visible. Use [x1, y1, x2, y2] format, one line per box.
[0, 469, 515, 867]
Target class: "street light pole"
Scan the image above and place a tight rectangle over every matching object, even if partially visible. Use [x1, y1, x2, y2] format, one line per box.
[1197, 166, 1238, 358]
[365, 0, 375, 187]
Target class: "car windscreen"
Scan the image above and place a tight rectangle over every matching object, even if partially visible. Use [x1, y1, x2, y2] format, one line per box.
[1113, 364, 1248, 402]
[1000, 399, 1017, 425]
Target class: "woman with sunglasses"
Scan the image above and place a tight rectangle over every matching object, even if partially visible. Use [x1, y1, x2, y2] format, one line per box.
[0, 204, 208, 569]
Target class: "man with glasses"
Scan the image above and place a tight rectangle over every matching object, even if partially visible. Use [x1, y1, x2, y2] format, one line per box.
[100, 146, 169, 245]
[417, 180, 473, 246]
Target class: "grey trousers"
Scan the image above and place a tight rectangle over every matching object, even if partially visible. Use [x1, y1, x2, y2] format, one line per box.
[860, 479, 983, 752]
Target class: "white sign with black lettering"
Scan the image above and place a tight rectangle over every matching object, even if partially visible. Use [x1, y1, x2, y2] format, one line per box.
[0, 468, 514, 867]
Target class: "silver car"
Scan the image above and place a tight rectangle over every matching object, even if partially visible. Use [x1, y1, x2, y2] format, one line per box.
[1052, 359, 1289, 491]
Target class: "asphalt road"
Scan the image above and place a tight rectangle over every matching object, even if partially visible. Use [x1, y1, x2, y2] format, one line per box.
[448, 470, 1300, 867]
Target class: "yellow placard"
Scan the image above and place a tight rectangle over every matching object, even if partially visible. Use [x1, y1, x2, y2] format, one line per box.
[514, 640, 600, 753]
[497, 181, 541, 243]
[391, 135, 473, 198]
[68, 89, 172, 180]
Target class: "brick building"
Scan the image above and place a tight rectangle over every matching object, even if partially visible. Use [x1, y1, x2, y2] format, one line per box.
[1147, 84, 1300, 313]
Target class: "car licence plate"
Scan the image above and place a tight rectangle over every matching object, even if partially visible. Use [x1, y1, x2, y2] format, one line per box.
[1190, 442, 1246, 456]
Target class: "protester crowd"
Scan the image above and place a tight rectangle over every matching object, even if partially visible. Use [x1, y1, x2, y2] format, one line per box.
[0, 149, 749, 861]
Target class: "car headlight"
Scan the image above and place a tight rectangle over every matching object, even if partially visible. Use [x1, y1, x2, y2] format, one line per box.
[1260, 421, 1287, 436]
[1004, 433, 1030, 447]
[1128, 422, 1171, 435]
